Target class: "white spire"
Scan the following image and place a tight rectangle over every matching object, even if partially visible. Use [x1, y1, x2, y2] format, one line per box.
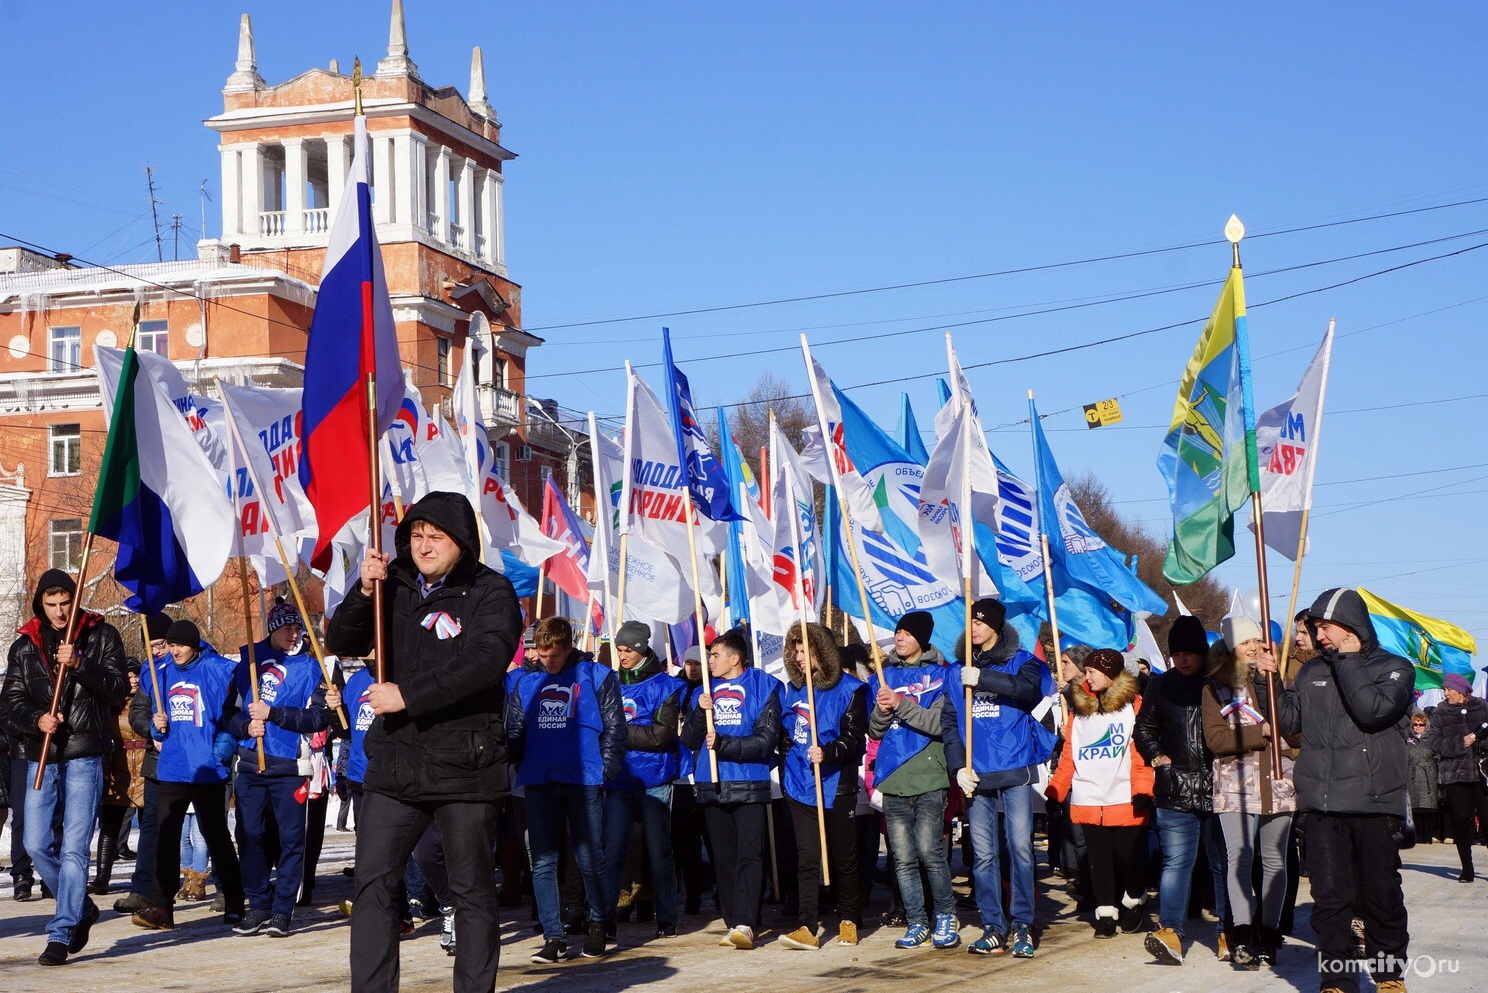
[224, 13, 266, 93]
[469, 46, 495, 119]
[376, 0, 419, 78]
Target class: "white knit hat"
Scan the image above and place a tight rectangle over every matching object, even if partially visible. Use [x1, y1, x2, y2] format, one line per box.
[1221, 613, 1264, 651]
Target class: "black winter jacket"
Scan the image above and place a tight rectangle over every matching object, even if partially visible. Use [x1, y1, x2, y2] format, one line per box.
[128, 656, 168, 780]
[1421, 695, 1487, 787]
[2, 610, 129, 764]
[1264, 589, 1413, 816]
[681, 672, 781, 805]
[1133, 666, 1213, 814]
[618, 653, 681, 757]
[325, 492, 522, 803]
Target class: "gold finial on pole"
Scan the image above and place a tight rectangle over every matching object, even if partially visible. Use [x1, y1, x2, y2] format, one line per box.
[1225, 213, 1245, 268]
[352, 56, 364, 117]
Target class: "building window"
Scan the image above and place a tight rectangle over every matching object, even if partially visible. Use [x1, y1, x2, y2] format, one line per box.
[492, 442, 509, 482]
[137, 320, 168, 356]
[49, 424, 81, 477]
[492, 355, 507, 390]
[437, 337, 452, 386]
[48, 326, 81, 372]
[50, 519, 84, 571]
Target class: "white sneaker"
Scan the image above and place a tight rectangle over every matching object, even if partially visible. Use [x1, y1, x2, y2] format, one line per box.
[728, 925, 754, 950]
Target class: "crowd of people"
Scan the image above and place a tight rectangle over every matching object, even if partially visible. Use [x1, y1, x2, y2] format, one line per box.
[0, 489, 1469, 993]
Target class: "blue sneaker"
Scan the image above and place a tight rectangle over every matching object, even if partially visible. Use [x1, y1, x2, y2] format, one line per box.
[967, 926, 1005, 955]
[932, 914, 961, 949]
[1010, 923, 1034, 958]
[894, 924, 931, 948]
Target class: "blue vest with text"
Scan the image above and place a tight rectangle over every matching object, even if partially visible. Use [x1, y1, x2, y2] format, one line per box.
[514, 659, 615, 787]
[782, 672, 865, 808]
[869, 664, 947, 785]
[150, 650, 237, 784]
[691, 666, 780, 786]
[963, 650, 1057, 774]
[676, 682, 703, 781]
[344, 667, 376, 785]
[612, 671, 683, 791]
[233, 641, 323, 766]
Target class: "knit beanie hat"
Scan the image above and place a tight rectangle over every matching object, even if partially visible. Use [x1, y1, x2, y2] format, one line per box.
[165, 619, 201, 648]
[895, 611, 934, 652]
[970, 598, 1006, 634]
[615, 620, 651, 654]
[1221, 613, 1265, 651]
[1167, 615, 1209, 657]
[145, 612, 173, 640]
[1085, 648, 1126, 679]
[1444, 673, 1473, 697]
[266, 597, 304, 635]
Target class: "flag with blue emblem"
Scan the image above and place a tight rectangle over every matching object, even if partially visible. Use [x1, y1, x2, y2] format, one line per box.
[663, 328, 740, 522]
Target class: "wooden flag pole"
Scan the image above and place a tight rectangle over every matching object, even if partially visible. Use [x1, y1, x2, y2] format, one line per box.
[1250, 495, 1285, 780]
[366, 374, 387, 683]
[682, 495, 720, 783]
[138, 613, 163, 714]
[534, 561, 547, 621]
[1039, 534, 1068, 731]
[237, 559, 268, 773]
[785, 464, 830, 885]
[1277, 509, 1311, 685]
[963, 577, 975, 770]
[33, 535, 95, 790]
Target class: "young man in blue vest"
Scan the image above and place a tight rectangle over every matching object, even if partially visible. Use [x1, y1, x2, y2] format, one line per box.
[508, 616, 625, 964]
[868, 610, 959, 950]
[943, 598, 1056, 958]
[605, 621, 684, 941]
[681, 628, 781, 951]
[131, 620, 245, 932]
[777, 622, 868, 950]
[226, 598, 335, 938]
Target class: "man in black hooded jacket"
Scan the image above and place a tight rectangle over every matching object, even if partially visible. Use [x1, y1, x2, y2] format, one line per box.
[327, 492, 522, 993]
[0, 568, 128, 966]
[1256, 588, 1413, 993]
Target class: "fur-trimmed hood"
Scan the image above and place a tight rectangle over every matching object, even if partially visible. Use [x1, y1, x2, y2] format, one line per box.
[1207, 643, 1254, 690]
[782, 622, 844, 690]
[1070, 669, 1140, 716]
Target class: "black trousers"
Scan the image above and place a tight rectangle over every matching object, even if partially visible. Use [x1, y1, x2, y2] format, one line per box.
[350, 792, 498, 993]
[1306, 813, 1408, 993]
[302, 792, 329, 899]
[671, 784, 710, 912]
[1082, 823, 1147, 909]
[153, 781, 242, 911]
[787, 797, 861, 929]
[703, 802, 766, 930]
[1443, 780, 1488, 874]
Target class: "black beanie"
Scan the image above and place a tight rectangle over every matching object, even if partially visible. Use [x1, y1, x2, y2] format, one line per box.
[970, 598, 1006, 634]
[165, 619, 201, 648]
[1167, 615, 1209, 657]
[145, 612, 172, 640]
[895, 611, 934, 652]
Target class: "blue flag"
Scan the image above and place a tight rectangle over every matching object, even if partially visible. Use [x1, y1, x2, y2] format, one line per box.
[663, 328, 741, 522]
[717, 408, 754, 626]
[897, 392, 930, 465]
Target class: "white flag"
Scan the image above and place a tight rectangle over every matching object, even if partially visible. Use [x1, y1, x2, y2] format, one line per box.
[800, 339, 884, 532]
[768, 420, 826, 623]
[919, 402, 998, 598]
[1250, 325, 1334, 560]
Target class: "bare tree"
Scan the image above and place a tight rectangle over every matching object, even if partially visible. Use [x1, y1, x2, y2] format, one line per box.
[722, 371, 812, 471]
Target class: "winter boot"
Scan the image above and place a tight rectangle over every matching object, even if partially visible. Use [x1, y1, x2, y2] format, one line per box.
[1093, 906, 1118, 939]
[1230, 924, 1259, 969]
[89, 833, 118, 895]
[1255, 924, 1282, 967]
[1118, 891, 1146, 933]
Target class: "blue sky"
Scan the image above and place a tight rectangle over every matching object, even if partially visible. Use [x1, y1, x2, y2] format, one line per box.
[3, 2, 1485, 642]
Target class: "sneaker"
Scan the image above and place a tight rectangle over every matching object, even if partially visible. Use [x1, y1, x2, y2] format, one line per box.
[727, 925, 755, 950]
[1010, 923, 1034, 958]
[1349, 917, 1367, 960]
[778, 925, 819, 950]
[338, 899, 354, 918]
[1216, 932, 1231, 962]
[836, 921, 859, 946]
[1093, 908, 1118, 939]
[656, 922, 678, 939]
[222, 907, 244, 927]
[262, 913, 292, 938]
[440, 905, 456, 956]
[1146, 927, 1183, 964]
[581, 921, 607, 958]
[895, 923, 931, 948]
[1376, 981, 1408, 993]
[37, 941, 69, 966]
[967, 926, 1005, 955]
[408, 898, 436, 921]
[881, 908, 908, 929]
[68, 900, 100, 954]
[530, 937, 567, 964]
[932, 914, 961, 949]
[131, 905, 176, 931]
[113, 892, 150, 914]
[211, 891, 226, 913]
[232, 908, 272, 936]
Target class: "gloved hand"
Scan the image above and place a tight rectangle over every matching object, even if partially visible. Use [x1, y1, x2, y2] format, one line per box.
[960, 665, 980, 688]
[956, 767, 977, 796]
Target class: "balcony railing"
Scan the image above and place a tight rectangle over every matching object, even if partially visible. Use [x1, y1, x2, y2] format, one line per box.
[304, 208, 330, 235]
[479, 384, 521, 427]
[258, 211, 287, 237]
[450, 221, 467, 250]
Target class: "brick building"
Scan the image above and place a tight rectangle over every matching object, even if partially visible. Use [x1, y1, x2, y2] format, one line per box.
[0, 5, 583, 652]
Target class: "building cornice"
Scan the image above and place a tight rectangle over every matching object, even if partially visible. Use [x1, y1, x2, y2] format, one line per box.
[204, 98, 516, 163]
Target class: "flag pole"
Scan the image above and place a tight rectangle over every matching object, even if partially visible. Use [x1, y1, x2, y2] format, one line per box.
[951, 338, 975, 769]
[1029, 391, 1067, 730]
[534, 562, 547, 621]
[1228, 216, 1284, 780]
[799, 335, 885, 682]
[786, 466, 831, 885]
[222, 405, 268, 772]
[138, 614, 163, 720]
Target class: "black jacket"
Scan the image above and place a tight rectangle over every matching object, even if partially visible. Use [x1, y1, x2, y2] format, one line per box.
[1263, 589, 1413, 816]
[128, 657, 168, 780]
[1424, 696, 1488, 787]
[2, 587, 129, 764]
[325, 492, 522, 803]
[1134, 666, 1213, 814]
[618, 652, 681, 756]
[681, 671, 781, 805]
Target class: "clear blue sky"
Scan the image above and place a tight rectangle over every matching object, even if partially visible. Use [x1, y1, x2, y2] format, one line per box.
[3, 2, 1486, 643]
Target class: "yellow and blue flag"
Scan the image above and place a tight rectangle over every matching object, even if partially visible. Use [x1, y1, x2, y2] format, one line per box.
[1358, 588, 1478, 689]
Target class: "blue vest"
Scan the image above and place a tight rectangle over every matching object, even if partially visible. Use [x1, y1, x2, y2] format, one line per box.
[955, 649, 1057, 774]
[868, 664, 947, 785]
[344, 667, 376, 785]
[611, 671, 683, 791]
[514, 659, 616, 787]
[676, 682, 703, 781]
[233, 641, 323, 768]
[690, 666, 780, 786]
[782, 672, 865, 808]
[150, 649, 237, 784]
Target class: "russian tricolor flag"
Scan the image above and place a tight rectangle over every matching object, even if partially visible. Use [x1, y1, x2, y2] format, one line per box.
[300, 115, 405, 569]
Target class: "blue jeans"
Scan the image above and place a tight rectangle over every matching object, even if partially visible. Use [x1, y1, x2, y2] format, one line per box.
[1155, 807, 1230, 934]
[180, 810, 209, 873]
[966, 786, 1036, 932]
[603, 785, 676, 927]
[235, 774, 307, 917]
[526, 783, 607, 940]
[883, 789, 954, 925]
[25, 757, 103, 946]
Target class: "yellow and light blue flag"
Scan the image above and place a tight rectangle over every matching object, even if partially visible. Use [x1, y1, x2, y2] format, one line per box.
[1358, 588, 1478, 689]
